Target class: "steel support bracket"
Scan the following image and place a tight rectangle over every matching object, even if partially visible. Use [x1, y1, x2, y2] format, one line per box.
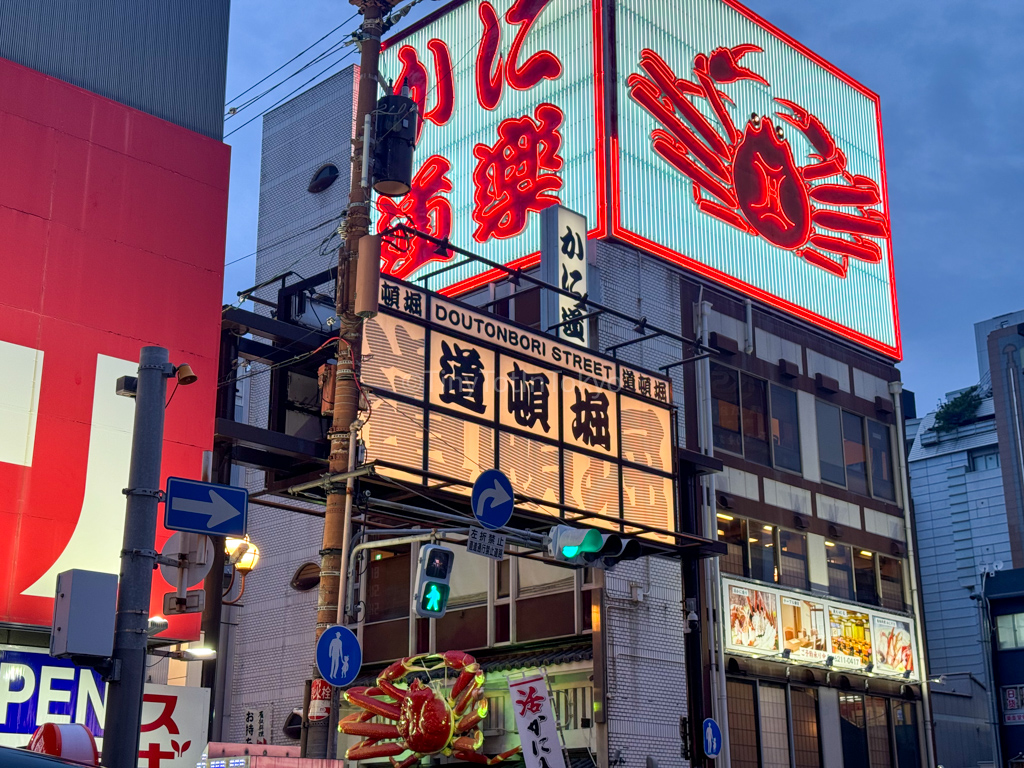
[123, 487, 165, 501]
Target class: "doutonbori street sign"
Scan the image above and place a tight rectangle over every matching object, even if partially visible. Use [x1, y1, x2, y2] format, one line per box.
[164, 477, 248, 537]
[362, 276, 677, 543]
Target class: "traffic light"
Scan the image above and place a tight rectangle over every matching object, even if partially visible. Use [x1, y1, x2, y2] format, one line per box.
[414, 544, 454, 618]
[548, 525, 643, 569]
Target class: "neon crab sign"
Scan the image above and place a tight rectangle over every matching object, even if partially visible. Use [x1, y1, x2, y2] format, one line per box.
[628, 45, 890, 278]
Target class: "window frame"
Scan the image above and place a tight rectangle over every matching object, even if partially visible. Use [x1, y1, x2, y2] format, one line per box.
[816, 399, 898, 504]
[726, 677, 824, 768]
[825, 540, 855, 601]
[711, 362, 803, 474]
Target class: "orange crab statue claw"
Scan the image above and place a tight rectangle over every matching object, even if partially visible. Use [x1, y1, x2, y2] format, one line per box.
[338, 650, 523, 768]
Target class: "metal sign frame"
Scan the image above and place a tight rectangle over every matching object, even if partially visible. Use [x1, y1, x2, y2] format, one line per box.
[363, 275, 687, 547]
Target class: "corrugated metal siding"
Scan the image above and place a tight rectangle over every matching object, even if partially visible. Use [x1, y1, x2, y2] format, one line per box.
[0, 0, 229, 139]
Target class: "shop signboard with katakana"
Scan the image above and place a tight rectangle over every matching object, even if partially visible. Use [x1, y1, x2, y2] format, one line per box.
[509, 673, 567, 768]
[361, 277, 676, 540]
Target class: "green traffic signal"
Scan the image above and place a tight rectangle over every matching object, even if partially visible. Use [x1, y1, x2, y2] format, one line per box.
[420, 581, 450, 614]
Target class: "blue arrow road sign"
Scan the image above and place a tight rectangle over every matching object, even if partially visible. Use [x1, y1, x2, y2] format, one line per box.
[471, 469, 515, 530]
[316, 625, 362, 687]
[703, 718, 722, 759]
[164, 477, 248, 537]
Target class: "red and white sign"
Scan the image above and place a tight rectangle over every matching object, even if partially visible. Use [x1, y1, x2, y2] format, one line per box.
[308, 679, 332, 722]
[508, 673, 565, 768]
[0, 58, 228, 637]
[137, 684, 210, 768]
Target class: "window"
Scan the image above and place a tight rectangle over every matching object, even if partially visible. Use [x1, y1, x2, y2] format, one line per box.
[517, 556, 575, 641]
[727, 680, 822, 768]
[290, 562, 320, 591]
[742, 375, 771, 465]
[307, 163, 339, 193]
[760, 684, 790, 768]
[712, 364, 742, 454]
[816, 401, 846, 485]
[843, 411, 869, 495]
[712, 364, 798, 470]
[892, 701, 921, 768]
[866, 696, 893, 768]
[996, 612, 1024, 650]
[791, 687, 821, 768]
[749, 524, 777, 583]
[826, 541, 854, 600]
[839, 694, 870, 768]
[779, 530, 809, 590]
[879, 556, 905, 611]
[727, 680, 759, 768]
[854, 550, 880, 606]
[718, 514, 746, 576]
[970, 447, 1001, 472]
[771, 384, 801, 472]
[868, 420, 896, 501]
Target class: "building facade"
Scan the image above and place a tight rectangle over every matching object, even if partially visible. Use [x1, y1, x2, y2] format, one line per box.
[0, 0, 231, 759]
[908, 310, 1024, 768]
[223, 0, 928, 767]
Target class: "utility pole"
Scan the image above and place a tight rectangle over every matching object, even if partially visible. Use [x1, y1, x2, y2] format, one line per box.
[308, 0, 393, 758]
[101, 346, 173, 768]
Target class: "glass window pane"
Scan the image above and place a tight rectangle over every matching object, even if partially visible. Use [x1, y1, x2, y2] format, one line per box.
[892, 701, 921, 768]
[866, 696, 893, 768]
[365, 549, 411, 623]
[843, 412, 869, 495]
[1014, 614, 1024, 648]
[742, 375, 771, 465]
[868, 420, 897, 501]
[779, 530, 809, 590]
[997, 614, 1017, 650]
[497, 558, 510, 598]
[817, 401, 846, 485]
[435, 605, 488, 650]
[791, 687, 821, 768]
[727, 680, 759, 768]
[749, 523, 777, 584]
[447, 543, 488, 608]
[712, 364, 742, 454]
[518, 556, 573, 596]
[879, 556, 905, 611]
[827, 543, 854, 600]
[759, 684, 791, 768]
[854, 551, 880, 606]
[839, 693, 869, 768]
[516, 592, 574, 641]
[771, 384, 801, 472]
[718, 515, 746, 576]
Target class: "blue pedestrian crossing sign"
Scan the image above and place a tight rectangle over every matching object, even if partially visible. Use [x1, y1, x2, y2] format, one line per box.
[471, 469, 515, 530]
[316, 625, 361, 687]
[164, 477, 247, 537]
[703, 717, 722, 759]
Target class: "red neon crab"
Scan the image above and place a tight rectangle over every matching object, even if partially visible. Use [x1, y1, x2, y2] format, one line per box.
[628, 46, 890, 278]
[339, 651, 522, 767]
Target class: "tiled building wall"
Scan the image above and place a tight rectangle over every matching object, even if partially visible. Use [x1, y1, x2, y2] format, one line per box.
[910, 434, 1011, 679]
[226, 67, 356, 745]
[604, 558, 690, 768]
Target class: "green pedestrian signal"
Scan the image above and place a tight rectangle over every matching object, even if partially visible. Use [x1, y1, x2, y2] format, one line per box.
[420, 581, 450, 614]
[415, 545, 454, 618]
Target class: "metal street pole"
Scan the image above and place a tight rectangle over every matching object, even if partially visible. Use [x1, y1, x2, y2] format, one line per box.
[309, 0, 391, 758]
[101, 346, 172, 768]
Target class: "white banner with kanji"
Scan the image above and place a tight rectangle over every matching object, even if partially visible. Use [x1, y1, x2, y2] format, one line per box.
[508, 673, 566, 768]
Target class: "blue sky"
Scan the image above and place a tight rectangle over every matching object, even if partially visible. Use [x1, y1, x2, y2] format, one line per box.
[222, 0, 1024, 414]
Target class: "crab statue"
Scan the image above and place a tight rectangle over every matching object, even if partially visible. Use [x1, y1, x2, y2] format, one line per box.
[338, 650, 522, 767]
[628, 45, 890, 278]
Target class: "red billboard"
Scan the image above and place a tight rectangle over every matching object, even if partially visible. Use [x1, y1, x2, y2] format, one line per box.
[0, 57, 229, 638]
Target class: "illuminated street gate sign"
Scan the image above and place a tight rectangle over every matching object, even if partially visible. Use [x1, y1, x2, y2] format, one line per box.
[362, 278, 676, 540]
[377, 0, 900, 360]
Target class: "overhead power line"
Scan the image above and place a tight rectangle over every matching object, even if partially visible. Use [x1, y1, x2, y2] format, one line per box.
[225, 11, 359, 114]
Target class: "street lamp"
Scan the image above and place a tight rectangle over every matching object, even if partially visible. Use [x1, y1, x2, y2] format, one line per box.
[223, 535, 260, 605]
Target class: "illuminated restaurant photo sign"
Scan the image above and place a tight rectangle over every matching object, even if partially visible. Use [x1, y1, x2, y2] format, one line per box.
[361, 277, 676, 540]
[722, 577, 918, 680]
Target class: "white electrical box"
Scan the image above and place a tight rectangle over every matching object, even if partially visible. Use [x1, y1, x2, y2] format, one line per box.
[50, 569, 117, 658]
